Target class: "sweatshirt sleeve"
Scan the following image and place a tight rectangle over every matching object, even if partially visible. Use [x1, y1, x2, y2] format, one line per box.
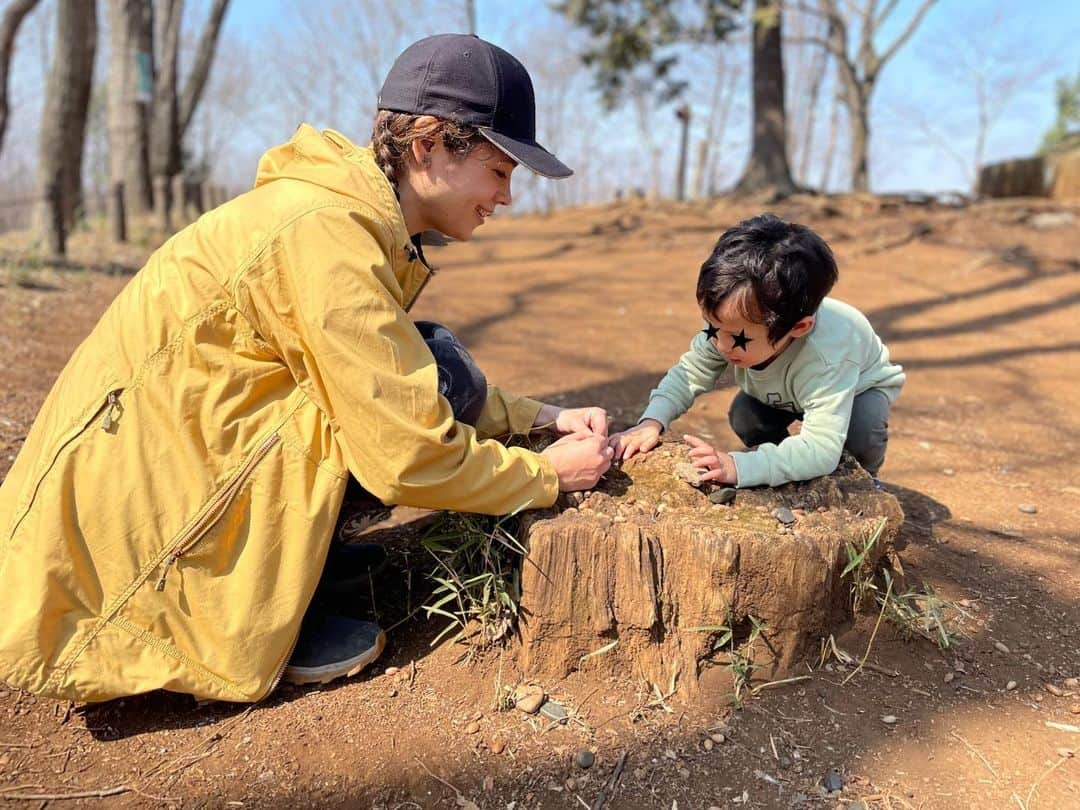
[729, 356, 858, 487]
[474, 387, 544, 441]
[640, 330, 729, 429]
[235, 206, 559, 515]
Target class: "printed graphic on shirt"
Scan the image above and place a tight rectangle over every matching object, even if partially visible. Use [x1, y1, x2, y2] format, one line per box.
[766, 392, 800, 414]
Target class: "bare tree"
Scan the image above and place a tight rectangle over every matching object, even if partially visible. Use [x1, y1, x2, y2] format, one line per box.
[108, 0, 154, 226]
[0, 0, 41, 159]
[151, 0, 182, 229]
[36, 0, 96, 256]
[177, 0, 228, 137]
[897, 1, 1061, 191]
[785, 4, 829, 187]
[734, 0, 796, 195]
[799, 0, 936, 192]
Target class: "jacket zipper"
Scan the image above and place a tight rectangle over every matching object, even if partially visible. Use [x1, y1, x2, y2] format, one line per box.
[7, 387, 122, 543]
[100, 390, 122, 431]
[155, 433, 281, 592]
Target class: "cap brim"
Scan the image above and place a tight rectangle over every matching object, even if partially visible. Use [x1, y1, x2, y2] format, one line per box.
[478, 129, 573, 179]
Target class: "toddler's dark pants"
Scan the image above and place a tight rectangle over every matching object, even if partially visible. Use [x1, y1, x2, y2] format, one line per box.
[342, 320, 487, 504]
[727, 388, 892, 476]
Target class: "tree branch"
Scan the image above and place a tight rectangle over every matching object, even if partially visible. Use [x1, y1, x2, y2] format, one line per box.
[879, 0, 936, 69]
[0, 0, 42, 157]
[178, 0, 229, 137]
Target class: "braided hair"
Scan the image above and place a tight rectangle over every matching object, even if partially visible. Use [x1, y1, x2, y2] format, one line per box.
[371, 110, 480, 189]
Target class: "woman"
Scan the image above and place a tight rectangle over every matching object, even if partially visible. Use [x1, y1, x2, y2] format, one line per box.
[0, 34, 611, 703]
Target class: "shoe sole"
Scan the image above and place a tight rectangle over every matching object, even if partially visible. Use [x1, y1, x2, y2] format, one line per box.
[282, 629, 387, 686]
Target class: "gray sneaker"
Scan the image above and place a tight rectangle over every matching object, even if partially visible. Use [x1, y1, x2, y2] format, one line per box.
[284, 612, 386, 685]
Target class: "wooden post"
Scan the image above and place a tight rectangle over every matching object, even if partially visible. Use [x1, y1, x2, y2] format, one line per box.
[109, 181, 126, 243]
[45, 182, 66, 258]
[675, 104, 691, 202]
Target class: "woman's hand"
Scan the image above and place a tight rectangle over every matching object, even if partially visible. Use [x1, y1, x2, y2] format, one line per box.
[534, 404, 609, 437]
[541, 431, 614, 491]
[683, 434, 738, 484]
[608, 419, 662, 460]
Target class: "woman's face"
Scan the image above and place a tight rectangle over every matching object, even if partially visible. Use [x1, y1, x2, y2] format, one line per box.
[416, 140, 516, 241]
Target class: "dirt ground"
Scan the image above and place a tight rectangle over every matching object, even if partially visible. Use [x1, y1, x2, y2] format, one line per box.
[0, 194, 1078, 809]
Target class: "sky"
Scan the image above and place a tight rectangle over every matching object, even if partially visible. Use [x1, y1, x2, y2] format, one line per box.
[3, 0, 1079, 210]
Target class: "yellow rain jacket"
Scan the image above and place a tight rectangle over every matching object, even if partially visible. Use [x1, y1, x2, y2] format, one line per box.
[0, 125, 559, 703]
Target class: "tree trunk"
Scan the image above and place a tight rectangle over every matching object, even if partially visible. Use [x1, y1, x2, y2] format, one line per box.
[847, 83, 871, 192]
[177, 0, 229, 138]
[796, 46, 828, 187]
[735, 0, 796, 196]
[0, 0, 42, 160]
[107, 0, 154, 219]
[820, 89, 842, 191]
[151, 0, 182, 231]
[517, 447, 903, 693]
[35, 0, 96, 255]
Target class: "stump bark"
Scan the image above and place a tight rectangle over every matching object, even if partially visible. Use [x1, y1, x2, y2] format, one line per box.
[516, 444, 903, 694]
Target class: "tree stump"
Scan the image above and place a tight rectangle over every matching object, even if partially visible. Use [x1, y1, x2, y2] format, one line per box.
[516, 443, 903, 695]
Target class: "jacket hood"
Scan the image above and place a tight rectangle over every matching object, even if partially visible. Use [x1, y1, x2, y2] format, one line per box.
[254, 124, 408, 236]
[254, 124, 429, 308]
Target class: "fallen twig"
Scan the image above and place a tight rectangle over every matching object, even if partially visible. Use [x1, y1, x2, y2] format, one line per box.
[0, 786, 130, 801]
[1045, 721, 1080, 734]
[843, 573, 893, 686]
[413, 757, 467, 802]
[751, 675, 811, 695]
[950, 730, 999, 779]
[591, 750, 628, 810]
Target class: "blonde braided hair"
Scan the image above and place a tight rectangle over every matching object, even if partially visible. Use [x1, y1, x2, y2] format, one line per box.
[371, 110, 480, 189]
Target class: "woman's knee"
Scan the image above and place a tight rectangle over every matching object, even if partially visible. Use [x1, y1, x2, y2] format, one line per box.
[417, 321, 487, 426]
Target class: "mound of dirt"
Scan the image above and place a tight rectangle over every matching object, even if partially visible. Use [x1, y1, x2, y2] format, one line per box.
[516, 444, 904, 694]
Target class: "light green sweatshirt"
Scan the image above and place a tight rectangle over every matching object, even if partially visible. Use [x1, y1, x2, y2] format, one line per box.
[641, 298, 904, 487]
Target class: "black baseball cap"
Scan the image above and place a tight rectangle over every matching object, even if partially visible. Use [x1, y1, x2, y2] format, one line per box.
[378, 34, 572, 179]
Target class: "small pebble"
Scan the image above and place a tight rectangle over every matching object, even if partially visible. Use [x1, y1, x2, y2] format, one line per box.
[943, 468, 955, 476]
[994, 641, 1011, 654]
[881, 715, 898, 725]
[388, 688, 398, 698]
[772, 506, 796, 525]
[1070, 704, 1080, 715]
[1058, 748, 1075, 759]
[710, 733, 726, 744]
[1006, 681, 1017, 691]
[703, 738, 714, 751]
[1018, 504, 1038, 514]
[514, 685, 545, 714]
[575, 749, 595, 769]
[1064, 677, 1078, 689]
[944, 672, 955, 684]
[709, 487, 737, 505]
[1046, 683, 1066, 697]
[384, 666, 399, 676]
[489, 738, 505, 754]
[677, 767, 691, 778]
[539, 700, 568, 723]
[822, 767, 844, 792]
[465, 721, 480, 734]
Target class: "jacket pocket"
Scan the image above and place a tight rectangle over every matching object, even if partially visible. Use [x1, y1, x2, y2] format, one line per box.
[6, 385, 125, 544]
[154, 432, 281, 591]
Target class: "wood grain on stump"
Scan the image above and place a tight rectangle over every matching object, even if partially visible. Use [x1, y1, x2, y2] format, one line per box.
[516, 443, 903, 694]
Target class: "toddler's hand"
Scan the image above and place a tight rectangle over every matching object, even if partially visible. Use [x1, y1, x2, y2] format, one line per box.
[534, 404, 609, 437]
[554, 406, 608, 438]
[608, 419, 662, 460]
[683, 434, 738, 484]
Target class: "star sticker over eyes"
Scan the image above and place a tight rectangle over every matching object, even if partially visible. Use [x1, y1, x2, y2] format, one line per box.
[731, 329, 753, 351]
[702, 323, 719, 340]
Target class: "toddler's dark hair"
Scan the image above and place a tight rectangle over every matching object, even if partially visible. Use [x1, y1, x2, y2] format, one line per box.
[696, 214, 838, 343]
